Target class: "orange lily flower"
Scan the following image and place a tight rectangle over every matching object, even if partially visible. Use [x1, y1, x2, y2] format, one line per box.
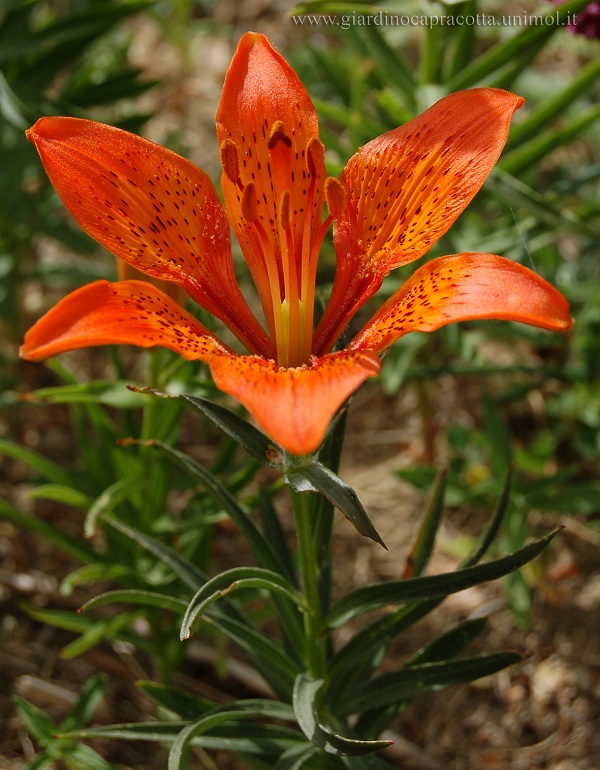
[21, 32, 572, 456]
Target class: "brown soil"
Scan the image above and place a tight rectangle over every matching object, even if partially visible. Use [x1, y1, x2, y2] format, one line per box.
[2, 5, 600, 769]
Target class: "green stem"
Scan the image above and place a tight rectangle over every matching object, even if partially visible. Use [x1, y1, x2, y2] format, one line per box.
[291, 487, 326, 679]
[141, 349, 163, 441]
[138, 350, 167, 529]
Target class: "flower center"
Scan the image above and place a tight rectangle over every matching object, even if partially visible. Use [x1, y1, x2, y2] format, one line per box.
[220, 125, 345, 369]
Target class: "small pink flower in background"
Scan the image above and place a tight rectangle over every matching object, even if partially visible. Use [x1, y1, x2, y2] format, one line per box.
[553, 0, 600, 38]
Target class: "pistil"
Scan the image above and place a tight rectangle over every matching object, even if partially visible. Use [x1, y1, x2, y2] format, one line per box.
[220, 125, 343, 369]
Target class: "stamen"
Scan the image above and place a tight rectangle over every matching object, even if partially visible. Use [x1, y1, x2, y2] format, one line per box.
[220, 139, 241, 186]
[268, 120, 292, 150]
[325, 177, 347, 219]
[241, 182, 258, 223]
[278, 189, 302, 367]
[241, 181, 288, 365]
[306, 138, 325, 178]
[300, 178, 341, 363]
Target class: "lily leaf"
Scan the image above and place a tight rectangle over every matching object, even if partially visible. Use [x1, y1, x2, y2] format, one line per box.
[79, 589, 188, 615]
[60, 563, 135, 595]
[486, 168, 599, 240]
[179, 566, 304, 640]
[402, 470, 446, 578]
[293, 675, 392, 756]
[84, 478, 135, 537]
[101, 515, 207, 591]
[446, 0, 594, 90]
[23, 380, 150, 408]
[12, 696, 56, 744]
[168, 701, 299, 770]
[339, 652, 522, 716]
[506, 57, 600, 150]
[62, 718, 303, 757]
[136, 682, 215, 720]
[287, 461, 385, 547]
[135, 387, 277, 464]
[59, 673, 108, 732]
[500, 103, 600, 176]
[326, 528, 559, 627]
[0, 437, 78, 487]
[101, 513, 298, 697]
[275, 743, 320, 770]
[0, 500, 97, 565]
[130, 439, 288, 574]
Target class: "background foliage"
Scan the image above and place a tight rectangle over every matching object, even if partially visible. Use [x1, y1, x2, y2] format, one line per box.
[1, 0, 599, 768]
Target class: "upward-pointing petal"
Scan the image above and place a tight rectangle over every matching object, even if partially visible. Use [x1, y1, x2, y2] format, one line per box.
[26, 117, 272, 357]
[314, 89, 523, 355]
[339, 89, 523, 275]
[216, 33, 326, 319]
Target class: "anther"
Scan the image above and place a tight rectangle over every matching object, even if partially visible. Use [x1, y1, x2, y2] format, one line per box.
[220, 139, 240, 184]
[268, 120, 292, 150]
[241, 182, 258, 222]
[306, 138, 325, 178]
[324, 177, 347, 219]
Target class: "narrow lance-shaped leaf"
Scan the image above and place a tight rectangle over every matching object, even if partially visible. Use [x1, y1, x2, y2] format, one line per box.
[101, 514, 207, 591]
[180, 567, 304, 641]
[287, 460, 385, 547]
[99, 512, 296, 697]
[462, 466, 513, 568]
[339, 652, 522, 716]
[353, 618, 491, 736]
[485, 168, 599, 239]
[12, 696, 56, 744]
[168, 701, 299, 770]
[133, 387, 277, 465]
[61, 563, 135, 595]
[80, 589, 188, 615]
[499, 103, 600, 176]
[506, 57, 600, 149]
[402, 470, 446, 578]
[137, 682, 216, 720]
[59, 674, 108, 732]
[293, 675, 392, 756]
[327, 471, 515, 703]
[0, 500, 97, 565]
[446, 0, 594, 90]
[326, 528, 559, 627]
[275, 743, 320, 770]
[85, 478, 135, 537]
[131, 438, 289, 572]
[61, 719, 304, 756]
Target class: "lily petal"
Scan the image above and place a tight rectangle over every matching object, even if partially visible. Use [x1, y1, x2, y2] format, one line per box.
[314, 88, 523, 354]
[20, 280, 232, 362]
[349, 253, 573, 354]
[216, 33, 326, 314]
[209, 350, 381, 455]
[26, 117, 272, 357]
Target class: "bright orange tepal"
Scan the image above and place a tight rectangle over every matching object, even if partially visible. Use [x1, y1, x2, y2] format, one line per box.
[21, 32, 573, 456]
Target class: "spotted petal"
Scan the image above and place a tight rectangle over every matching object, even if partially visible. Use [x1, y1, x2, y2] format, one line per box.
[209, 351, 381, 456]
[20, 280, 232, 362]
[216, 33, 326, 319]
[26, 117, 272, 357]
[314, 88, 523, 355]
[348, 253, 573, 354]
